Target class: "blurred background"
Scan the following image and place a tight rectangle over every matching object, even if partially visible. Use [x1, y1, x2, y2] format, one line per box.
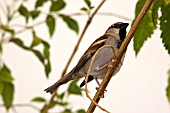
[0, 0, 170, 113]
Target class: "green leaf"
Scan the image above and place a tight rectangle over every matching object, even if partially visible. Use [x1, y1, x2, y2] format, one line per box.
[32, 49, 44, 63]
[1, 24, 15, 35]
[0, 42, 2, 53]
[0, 65, 13, 83]
[50, 0, 66, 12]
[32, 97, 46, 103]
[46, 15, 55, 37]
[152, 0, 162, 26]
[50, 100, 68, 108]
[80, 7, 88, 12]
[160, 2, 170, 54]
[44, 59, 51, 77]
[84, 0, 91, 8]
[18, 5, 30, 23]
[76, 109, 86, 113]
[0, 82, 4, 94]
[56, 92, 65, 100]
[67, 80, 82, 95]
[30, 10, 40, 19]
[10, 37, 51, 78]
[2, 82, 14, 110]
[42, 41, 50, 59]
[133, 0, 156, 55]
[60, 14, 79, 34]
[42, 41, 51, 77]
[30, 30, 42, 48]
[35, 0, 47, 8]
[62, 109, 72, 113]
[55, 101, 68, 106]
[10, 38, 29, 50]
[166, 69, 170, 103]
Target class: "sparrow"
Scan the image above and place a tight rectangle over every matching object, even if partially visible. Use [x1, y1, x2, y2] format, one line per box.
[45, 22, 129, 94]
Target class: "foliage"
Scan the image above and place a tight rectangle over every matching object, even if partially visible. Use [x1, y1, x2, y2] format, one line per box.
[133, 0, 170, 103]
[31, 80, 84, 113]
[0, 0, 84, 112]
[0, 65, 14, 110]
[133, 0, 170, 55]
[0, 0, 170, 112]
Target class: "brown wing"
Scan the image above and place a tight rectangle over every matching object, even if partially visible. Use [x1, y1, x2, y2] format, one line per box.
[73, 35, 108, 71]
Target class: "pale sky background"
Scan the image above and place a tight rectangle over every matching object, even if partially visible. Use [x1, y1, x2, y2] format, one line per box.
[0, 0, 170, 113]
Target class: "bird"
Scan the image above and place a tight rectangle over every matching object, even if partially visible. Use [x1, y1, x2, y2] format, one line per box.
[44, 22, 129, 94]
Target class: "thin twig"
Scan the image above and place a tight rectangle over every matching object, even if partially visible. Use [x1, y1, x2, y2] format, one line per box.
[0, 103, 61, 113]
[0, 103, 39, 111]
[43, 1, 107, 113]
[85, 45, 116, 113]
[87, 0, 154, 112]
[2, 11, 130, 43]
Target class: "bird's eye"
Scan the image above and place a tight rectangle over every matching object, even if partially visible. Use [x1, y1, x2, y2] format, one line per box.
[111, 25, 115, 28]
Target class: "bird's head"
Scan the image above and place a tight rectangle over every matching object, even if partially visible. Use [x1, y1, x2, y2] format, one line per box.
[106, 22, 129, 41]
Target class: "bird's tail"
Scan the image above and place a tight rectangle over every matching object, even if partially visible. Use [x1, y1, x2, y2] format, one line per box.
[44, 71, 77, 94]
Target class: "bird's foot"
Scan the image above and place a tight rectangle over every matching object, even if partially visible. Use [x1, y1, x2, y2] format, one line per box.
[95, 87, 107, 98]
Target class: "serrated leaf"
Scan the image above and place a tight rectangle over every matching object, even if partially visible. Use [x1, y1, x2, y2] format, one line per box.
[0, 82, 4, 94]
[152, 0, 162, 26]
[62, 109, 72, 113]
[30, 30, 42, 48]
[30, 10, 40, 19]
[76, 109, 86, 113]
[60, 14, 79, 34]
[0, 65, 13, 83]
[50, 0, 66, 12]
[160, 2, 170, 54]
[46, 15, 55, 37]
[18, 5, 30, 23]
[2, 82, 14, 110]
[166, 69, 170, 103]
[35, 0, 47, 8]
[32, 97, 46, 103]
[133, 0, 156, 55]
[68, 80, 82, 95]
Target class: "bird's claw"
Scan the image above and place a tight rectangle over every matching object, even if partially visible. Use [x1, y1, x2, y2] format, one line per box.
[95, 87, 107, 98]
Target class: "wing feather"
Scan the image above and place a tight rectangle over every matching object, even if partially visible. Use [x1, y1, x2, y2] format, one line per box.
[73, 35, 107, 71]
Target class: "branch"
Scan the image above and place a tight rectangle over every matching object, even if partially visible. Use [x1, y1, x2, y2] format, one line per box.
[4, 11, 130, 43]
[43, 0, 107, 113]
[87, 0, 154, 112]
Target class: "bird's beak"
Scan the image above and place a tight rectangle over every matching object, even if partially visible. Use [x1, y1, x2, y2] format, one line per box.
[120, 23, 129, 29]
